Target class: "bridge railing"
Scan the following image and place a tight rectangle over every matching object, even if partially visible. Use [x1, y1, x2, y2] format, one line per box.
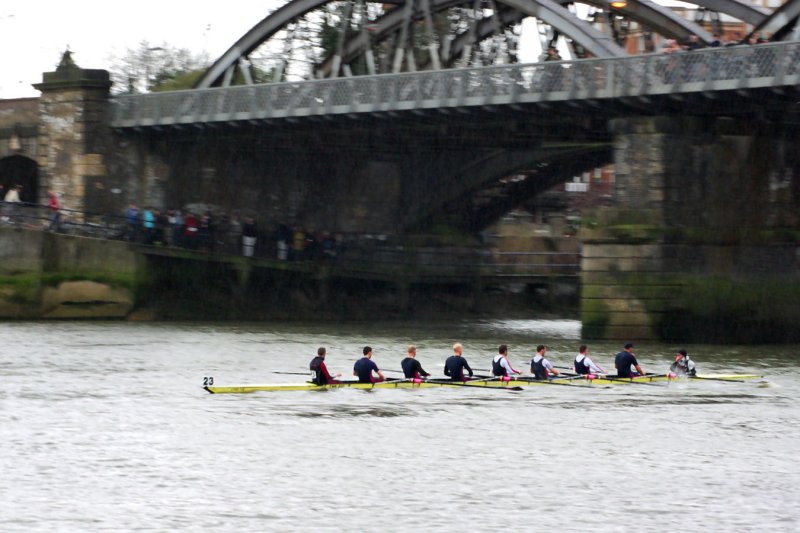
[0, 202, 127, 238]
[111, 41, 800, 128]
[1, 202, 579, 278]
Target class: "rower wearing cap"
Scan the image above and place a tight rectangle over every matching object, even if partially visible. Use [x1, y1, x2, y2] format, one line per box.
[574, 345, 605, 375]
[492, 344, 521, 378]
[530, 345, 560, 380]
[354, 346, 385, 383]
[614, 343, 645, 378]
[401, 345, 430, 379]
[310, 347, 342, 385]
[444, 343, 474, 381]
[670, 349, 696, 376]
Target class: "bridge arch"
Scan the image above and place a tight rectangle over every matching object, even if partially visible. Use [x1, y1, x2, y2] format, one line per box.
[196, 0, 627, 88]
[196, 0, 775, 89]
[327, 0, 714, 73]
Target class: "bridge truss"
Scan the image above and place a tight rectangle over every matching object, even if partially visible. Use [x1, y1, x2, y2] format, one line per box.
[194, 0, 792, 89]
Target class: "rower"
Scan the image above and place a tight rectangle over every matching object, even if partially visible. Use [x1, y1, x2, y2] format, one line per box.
[353, 346, 385, 383]
[614, 343, 645, 378]
[309, 347, 342, 385]
[670, 349, 697, 376]
[574, 345, 605, 375]
[530, 345, 560, 380]
[492, 344, 521, 378]
[444, 343, 474, 381]
[401, 345, 430, 379]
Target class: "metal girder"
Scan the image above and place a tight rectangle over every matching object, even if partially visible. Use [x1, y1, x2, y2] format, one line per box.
[196, 0, 773, 88]
[438, 0, 714, 67]
[604, 0, 713, 44]
[320, 0, 625, 75]
[196, 0, 334, 88]
[745, 0, 800, 41]
[498, 0, 624, 57]
[691, 0, 769, 26]
[438, 8, 527, 68]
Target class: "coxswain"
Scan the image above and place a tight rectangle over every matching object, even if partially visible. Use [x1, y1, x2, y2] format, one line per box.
[492, 344, 521, 378]
[401, 345, 430, 379]
[353, 346, 385, 383]
[444, 343, 474, 381]
[530, 345, 560, 380]
[574, 345, 605, 375]
[670, 349, 696, 376]
[614, 343, 645, 378]
[309, 347, 342, 385]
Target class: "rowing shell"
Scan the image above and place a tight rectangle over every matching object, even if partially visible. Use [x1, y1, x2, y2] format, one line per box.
[203, 374, 763, 394]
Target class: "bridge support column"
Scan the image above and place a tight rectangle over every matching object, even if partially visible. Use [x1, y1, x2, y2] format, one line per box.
[33, 51, 112, 215]
[581, 116, 800, 342]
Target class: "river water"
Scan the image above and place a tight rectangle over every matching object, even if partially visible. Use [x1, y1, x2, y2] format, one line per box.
[1, 320, 798, 532]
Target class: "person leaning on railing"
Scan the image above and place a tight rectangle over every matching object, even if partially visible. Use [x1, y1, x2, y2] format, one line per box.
[47, 190, 61, 231]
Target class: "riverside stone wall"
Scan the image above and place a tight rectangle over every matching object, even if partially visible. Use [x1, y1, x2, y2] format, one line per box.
[0, 227, 138, 319]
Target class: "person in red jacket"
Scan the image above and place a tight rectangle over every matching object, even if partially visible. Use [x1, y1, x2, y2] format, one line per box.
[309, 347, 342, 385]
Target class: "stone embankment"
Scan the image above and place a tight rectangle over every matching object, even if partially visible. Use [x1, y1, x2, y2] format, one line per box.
[0, 227, 138, 318]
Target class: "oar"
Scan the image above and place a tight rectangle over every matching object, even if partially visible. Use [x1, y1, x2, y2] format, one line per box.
[689, 375, 745, 383]
[514, 375, 603, 388]
[273, 371, 311, 376]
[426, 376, 524, 392]
[518, 362, 577, 373]
[600, 373, 670, 386]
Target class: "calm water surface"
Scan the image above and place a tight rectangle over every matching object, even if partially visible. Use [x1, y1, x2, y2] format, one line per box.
[1, 320, 798, 532]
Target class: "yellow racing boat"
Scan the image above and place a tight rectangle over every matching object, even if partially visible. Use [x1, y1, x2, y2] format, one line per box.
[203, 374, 763, 394]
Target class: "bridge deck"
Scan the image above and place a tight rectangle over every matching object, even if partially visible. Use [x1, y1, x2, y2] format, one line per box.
[112, 42, 800, 129]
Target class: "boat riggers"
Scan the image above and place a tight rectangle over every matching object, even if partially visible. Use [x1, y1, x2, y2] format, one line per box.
[204, 374, 763, 394]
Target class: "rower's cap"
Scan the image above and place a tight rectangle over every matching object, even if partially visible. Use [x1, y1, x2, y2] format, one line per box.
[624, 342, 634, 349]
[677, 349, 687, 356]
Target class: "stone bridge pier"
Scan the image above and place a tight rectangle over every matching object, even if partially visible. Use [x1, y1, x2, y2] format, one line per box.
[581, 116, 800, 343]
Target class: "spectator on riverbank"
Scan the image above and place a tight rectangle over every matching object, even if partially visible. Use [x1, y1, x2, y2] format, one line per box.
[142, 208, 155, 244]
[183, 212, 199, 249]
[227, 212, 242, 255]
[47, 190, 61, 231]
[125, 204, 140, 241]
[275, 221, 291, 260]
[3, 185, 22, 224]
[292, 227, 306, 261]
[242, 216, 257, 257]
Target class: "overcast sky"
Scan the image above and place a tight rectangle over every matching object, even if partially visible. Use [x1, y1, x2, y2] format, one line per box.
[0, 1, 281, 98]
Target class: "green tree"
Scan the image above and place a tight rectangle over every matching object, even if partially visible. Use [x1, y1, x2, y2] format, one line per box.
[108, 41, 210, 94]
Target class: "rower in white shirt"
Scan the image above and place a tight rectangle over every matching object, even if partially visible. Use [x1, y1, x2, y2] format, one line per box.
[573, 345, 606, 375]
[491, 344, 521, 378]
[530, 345, 560, 380]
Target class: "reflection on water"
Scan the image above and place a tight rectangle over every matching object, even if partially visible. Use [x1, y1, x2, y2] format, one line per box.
[1, 320, 799, 532]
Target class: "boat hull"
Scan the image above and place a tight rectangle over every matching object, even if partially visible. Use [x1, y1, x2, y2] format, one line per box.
[204, 374, 762, 394]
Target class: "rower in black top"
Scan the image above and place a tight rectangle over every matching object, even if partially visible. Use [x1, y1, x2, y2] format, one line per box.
[353, 346, 385, 383]
[614, 343, 645, 378]
[309, 346, 342, 385]
[401, 345, 430, 379]
[444, 342, 474, 381]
